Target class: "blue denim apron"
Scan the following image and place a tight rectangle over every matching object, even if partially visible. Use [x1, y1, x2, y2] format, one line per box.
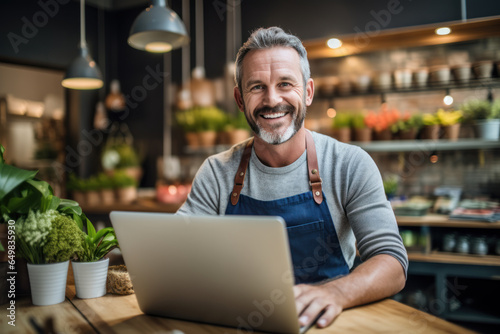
[225, 131, 349, 284]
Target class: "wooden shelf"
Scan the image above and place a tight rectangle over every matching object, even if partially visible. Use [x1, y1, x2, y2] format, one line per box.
[303, 16, 500, 59]
[397, 214, 500, 229]
[353, 139, 500, 153]
[81, 197, 182, 215]
[408, 251, 500, 266]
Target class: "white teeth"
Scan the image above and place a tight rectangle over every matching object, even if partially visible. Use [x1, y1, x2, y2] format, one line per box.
[262, 112, 285, 119]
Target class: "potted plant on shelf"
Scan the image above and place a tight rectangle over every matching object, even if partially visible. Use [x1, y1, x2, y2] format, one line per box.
[224, 111, 251, 145]
[436, 108, 463, 141]
[421, 113, 440, 140]
[390, 113, 423, 140]
[352, 113, 373, 142]
[97, 173, 115, 206]
[112, 171, 138, 204]
[370, 105, 400, 141]
[461, 99, 500, 140]
[331, 112, 352, 142]
[194, 106, 227, 147]
[1, 145, 88, 306]
[175, 108, 199, 148]
[72, 219, 118, 299]
[67, 174, 87, 206]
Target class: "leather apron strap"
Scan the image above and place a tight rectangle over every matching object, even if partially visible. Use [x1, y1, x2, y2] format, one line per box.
[305, 130, 324, 204]
[230, 138, 254, 205]
[230, 131, 323, 205]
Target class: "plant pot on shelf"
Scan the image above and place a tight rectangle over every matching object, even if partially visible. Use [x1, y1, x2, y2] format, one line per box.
[184, 132, 200, 148]
[72, 258, 109, 299]
[227, 129, 250, 145]
[198, 131, 218, 147]
[116, 186, 137, 204]
[333, 128, 351, 143]
[421, 124, 440, 140]
[442, 124, 461, 141]
[399, 128, 418, 140]
[476, 119, 500, 140]
[354, 128, 372, 142]
[27, 260, 69, 306]
[100, 189, 115, 206]
[85, 190, 100, 207]
[72, 191, 86, 206]
[373, 128, 392, 141]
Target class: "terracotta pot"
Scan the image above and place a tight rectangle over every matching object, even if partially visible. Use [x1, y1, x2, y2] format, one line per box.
[197, 131, 218, 147]
[373, 129, 392, 141]
[227, 129, 250, 145]
[116, 186, 137, 204]
[334, 128, 351, 142]
[184, 132, 200, 148]
[354, 128, 372, 142]
[100, 189, 115, 206]
[399, 128, 418, 140]
[72, 191, 86, 206]
[442, 124, 461, 141]
[85, 191, 101, 207]
[421, 125, 440, 140]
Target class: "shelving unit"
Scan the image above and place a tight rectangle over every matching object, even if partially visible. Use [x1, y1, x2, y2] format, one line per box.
[352, 139, 500, 152]
[397, 215, 500, 325]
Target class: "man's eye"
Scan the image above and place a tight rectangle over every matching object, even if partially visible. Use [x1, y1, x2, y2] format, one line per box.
[280, 82, 291, 87]
[251, 85, 263, 91]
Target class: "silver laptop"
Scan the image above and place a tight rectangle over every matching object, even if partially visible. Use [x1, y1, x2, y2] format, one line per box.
[110, 211, 313, 334]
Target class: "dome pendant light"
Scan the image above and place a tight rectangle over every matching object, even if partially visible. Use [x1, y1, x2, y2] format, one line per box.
[62, 0, 103, 90]
[128, 0, 190, 53]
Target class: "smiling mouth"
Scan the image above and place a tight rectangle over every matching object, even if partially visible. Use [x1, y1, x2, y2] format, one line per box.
[261, 112, 287, 119]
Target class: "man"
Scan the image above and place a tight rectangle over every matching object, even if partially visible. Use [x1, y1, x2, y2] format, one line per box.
[177, 27, 407, 329]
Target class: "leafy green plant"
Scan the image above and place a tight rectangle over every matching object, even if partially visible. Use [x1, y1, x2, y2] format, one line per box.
[176, 106, 227, 132]
[332, 113, 352, 129]
[16, 210, 84, 264]
[97, 173, 115, 189]
[461, 99, 498, 121]
[111, 171, 137, 188]
[67, 173, 87, 192]
[351, 114, 368, 129]
[391, 114, 423, 133]
[76, 219, 118, 262]
[436, 108, 462, 126]
[422, 113, 440, 126]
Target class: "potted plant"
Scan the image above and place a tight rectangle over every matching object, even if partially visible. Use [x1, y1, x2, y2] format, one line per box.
[84, 175, 101, 207]
[97, 173, 116, 206]
[370, 105, 400, 140]
[422, 113, 440, 140]
[352, 113, 373, 142]
[436, 108, 463, 141]
[175, 108, 199, 148]
[225, 111, 251, 145]
[112, 171, 138, 204]
[391, 113, 423, 140]
[72, 219, 118, 299]
[332, 112, 352, 142]
[67, 174, 87, 206]
[1, 145, 89, 305]
[461, 99, 500, 140]
[194, 106, 227, 147]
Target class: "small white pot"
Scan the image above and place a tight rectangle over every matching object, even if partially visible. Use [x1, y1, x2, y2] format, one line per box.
[27, 261, 69, 306]
[72, 258, 110, 299]
[476, 119, 500, 140]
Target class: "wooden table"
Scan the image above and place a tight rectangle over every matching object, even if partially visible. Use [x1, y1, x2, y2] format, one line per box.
[1, 284, 475, 334]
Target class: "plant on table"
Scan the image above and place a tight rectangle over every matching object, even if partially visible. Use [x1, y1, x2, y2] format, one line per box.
[390, 112, 423, 139]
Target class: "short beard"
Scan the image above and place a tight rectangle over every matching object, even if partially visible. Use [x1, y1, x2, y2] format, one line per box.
[245, 104, 306, 145]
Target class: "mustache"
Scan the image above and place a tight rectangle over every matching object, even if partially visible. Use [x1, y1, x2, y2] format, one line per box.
[254, 104, 295, 118]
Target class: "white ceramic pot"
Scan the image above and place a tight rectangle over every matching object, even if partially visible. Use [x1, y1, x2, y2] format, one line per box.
[452, 64, 471, 83]
[373, 71, 392, 90]
[430, 66, 451, 85]
[393, 69, 412, 89]
[473, 61, 494, 79]
[413, 68, 429, 88]
[476, 119, 500, 140]
[27, 260, 69, 306]
[72, 258, 109, 299]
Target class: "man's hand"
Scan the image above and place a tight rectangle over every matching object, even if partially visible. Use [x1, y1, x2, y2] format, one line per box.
[293, 283, 345, 328]
[293, 254, 406, 329]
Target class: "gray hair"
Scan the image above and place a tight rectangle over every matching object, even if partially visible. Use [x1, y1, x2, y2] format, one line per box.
[234, 27, 310, 91]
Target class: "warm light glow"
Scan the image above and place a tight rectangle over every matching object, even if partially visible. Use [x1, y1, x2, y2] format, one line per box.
[435, 27, 451, 36]
[61, 78, 104, 90]
[430, 154, 439, 163]
[327, 108, 337, 118]
[145, 42, 173, 53]
[443, 95, 454, 105]
[327, 38, 343, 49]
[168, 185, 178, 195]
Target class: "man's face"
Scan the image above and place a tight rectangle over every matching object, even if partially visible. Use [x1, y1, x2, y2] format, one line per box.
[234, 47, 314, 145]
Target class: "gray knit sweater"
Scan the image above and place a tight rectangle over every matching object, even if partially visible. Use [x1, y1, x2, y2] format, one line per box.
[177, 131, 408, 274]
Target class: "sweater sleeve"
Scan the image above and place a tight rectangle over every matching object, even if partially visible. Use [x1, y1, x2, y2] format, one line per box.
[176, 158, 222, 215]
[344, 148, 408, 276]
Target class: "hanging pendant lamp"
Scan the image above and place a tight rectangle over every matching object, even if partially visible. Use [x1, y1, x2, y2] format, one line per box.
[62, 0, 103, 90]
[128, 0, 190, 53]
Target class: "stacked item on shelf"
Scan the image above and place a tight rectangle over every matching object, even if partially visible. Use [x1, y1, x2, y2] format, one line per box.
[449, 199, 500, 222]
[392, 196, 434, 216]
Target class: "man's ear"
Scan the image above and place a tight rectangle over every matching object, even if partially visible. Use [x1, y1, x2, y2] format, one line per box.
[305, 78, 314, 107]
[234, 86, 245, 112]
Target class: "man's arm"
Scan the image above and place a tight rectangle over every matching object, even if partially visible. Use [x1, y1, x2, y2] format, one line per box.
[294, 253, 405, 328]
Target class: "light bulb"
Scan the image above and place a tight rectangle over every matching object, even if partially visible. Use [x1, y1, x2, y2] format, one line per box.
[435, 27, 451, 36]
[327, 108, 337, 118]
[327, 38, 342, 49]
[443, 95, 453, 106]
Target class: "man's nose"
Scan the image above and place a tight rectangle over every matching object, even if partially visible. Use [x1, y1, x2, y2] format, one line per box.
[262, 86, 283, 107]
